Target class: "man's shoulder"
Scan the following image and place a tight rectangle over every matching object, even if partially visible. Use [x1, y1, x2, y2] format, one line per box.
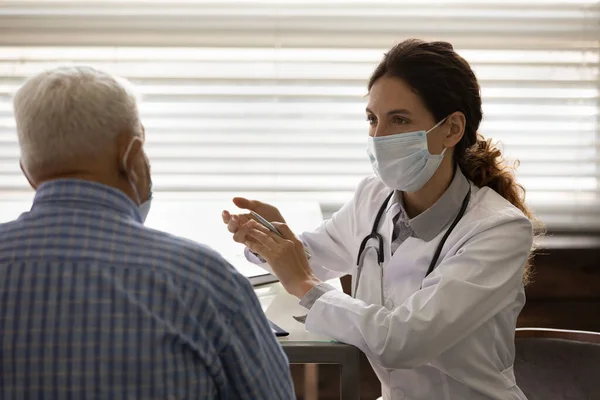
[139, 227, 262, 333]
[1, 213, 252, 307]
[140, 225, 228, 266]
[136, 225, 249, 289]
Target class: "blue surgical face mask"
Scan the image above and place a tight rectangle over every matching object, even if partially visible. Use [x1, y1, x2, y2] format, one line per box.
[367, 117, 448, 192]
[138, 184, 153, 223]
[122, 137, 153, 223]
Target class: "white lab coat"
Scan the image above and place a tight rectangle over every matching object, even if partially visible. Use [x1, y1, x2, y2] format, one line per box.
[257, 175, 533, 400]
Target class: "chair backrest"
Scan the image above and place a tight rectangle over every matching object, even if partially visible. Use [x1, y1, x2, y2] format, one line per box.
[514, 328, 600, 400]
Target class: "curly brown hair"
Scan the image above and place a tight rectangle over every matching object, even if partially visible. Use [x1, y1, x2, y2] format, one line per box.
[368, 39, 543, 283]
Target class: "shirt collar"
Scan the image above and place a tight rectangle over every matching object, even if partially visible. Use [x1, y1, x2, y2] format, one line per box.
[389, 168, 471, 242]
[32, 179, 143, 223]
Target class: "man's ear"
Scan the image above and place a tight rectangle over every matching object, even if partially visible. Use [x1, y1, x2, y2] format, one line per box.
[444, 111, 466, 148]
[118, 133, 143, 180]
[20, 160, 37, 190]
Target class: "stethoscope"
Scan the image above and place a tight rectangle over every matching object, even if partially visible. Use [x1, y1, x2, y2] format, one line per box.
[353, 186, 472, 304]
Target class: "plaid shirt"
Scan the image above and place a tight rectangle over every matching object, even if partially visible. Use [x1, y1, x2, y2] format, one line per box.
[0, 179, 294, 400]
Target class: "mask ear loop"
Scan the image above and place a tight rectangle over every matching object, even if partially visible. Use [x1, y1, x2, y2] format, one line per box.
[122, 137, 143, 204]
[425, 116, 450, 135]
[426, 115, 452, 156]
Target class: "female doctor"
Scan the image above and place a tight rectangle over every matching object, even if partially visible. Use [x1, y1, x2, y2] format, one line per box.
[222, 39, 540, 400]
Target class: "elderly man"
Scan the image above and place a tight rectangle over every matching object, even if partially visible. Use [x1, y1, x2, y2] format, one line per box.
[0, 66, 294, 399]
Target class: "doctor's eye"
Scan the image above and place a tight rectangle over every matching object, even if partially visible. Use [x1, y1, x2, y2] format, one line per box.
[392, 116, 410, 125]
[366, 115, 377, 126]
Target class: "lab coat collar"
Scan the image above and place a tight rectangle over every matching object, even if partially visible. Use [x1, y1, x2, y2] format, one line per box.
[390, 167, 471, 242]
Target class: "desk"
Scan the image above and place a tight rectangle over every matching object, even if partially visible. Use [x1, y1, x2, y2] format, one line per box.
[256, 281, 361, 400]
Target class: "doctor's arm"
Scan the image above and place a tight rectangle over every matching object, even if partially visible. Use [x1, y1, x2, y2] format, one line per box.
[304, 216, 533, 369]
[229, 178, 370, 282]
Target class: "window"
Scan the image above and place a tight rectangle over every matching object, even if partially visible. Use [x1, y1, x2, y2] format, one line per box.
[1, 0, 599, 231]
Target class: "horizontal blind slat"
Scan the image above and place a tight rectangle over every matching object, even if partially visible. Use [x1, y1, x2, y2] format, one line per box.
[0, 0, 598, 230]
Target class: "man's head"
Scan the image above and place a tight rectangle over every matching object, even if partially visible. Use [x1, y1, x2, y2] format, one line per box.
[13, 66, 151, 207]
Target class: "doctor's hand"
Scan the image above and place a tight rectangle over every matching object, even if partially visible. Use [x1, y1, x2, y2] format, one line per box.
[240, 219, 322, 299]
[221, 197, 285, 243]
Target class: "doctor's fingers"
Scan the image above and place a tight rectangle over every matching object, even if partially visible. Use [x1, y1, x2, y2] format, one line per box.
[232, 220, 252, 243]
[270, 222, 305, 255]
[225, 213, 252, 234]
[246, 224, 299, 259]
[221, 210, 232, 224]
[244, 238, 272, 261]
[244, 228, 280, 255]
[245, 220, 286, 245]
[271, 222, 298, 241]
[232, 217, 271, 243]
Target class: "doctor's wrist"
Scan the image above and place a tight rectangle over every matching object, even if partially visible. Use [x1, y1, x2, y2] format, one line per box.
[290, 277, 322, 299]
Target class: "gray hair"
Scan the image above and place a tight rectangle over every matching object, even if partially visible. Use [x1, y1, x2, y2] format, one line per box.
[13, 66, 141, 172]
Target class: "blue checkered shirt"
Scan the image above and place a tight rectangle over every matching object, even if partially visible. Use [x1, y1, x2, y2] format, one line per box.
[0, 179, 294, 399]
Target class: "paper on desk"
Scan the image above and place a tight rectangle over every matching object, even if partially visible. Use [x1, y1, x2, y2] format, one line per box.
[264, 286, 334, 342]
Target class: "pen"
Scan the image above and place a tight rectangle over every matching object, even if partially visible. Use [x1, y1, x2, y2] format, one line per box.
[250, 211, 312, 260]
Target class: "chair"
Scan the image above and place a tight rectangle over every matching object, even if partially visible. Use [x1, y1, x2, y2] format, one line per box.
[514, 328, 600, 400]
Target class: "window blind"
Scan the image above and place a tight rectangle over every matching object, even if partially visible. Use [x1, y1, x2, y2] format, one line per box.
[0, 0, 599, 231]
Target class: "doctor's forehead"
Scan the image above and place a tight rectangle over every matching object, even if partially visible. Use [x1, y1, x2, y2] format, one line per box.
[366, 75, 427, 115]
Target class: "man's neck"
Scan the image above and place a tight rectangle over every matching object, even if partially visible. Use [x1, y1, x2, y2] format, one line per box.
[33, 169, 136, 206]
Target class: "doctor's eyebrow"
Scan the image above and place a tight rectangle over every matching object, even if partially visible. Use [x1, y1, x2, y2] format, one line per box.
[365, 107, 412, 116]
